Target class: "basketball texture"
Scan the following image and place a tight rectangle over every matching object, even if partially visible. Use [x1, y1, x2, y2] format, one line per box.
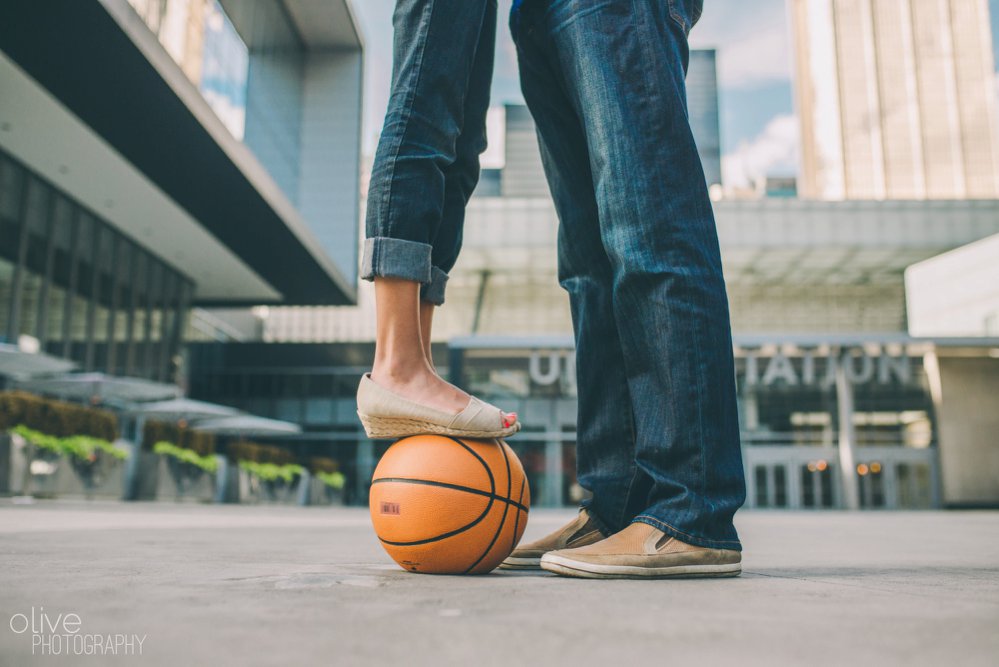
[369, 435, 530, 575]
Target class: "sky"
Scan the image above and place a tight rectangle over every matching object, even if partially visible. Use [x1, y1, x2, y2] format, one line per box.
[351, 0, 999, 188]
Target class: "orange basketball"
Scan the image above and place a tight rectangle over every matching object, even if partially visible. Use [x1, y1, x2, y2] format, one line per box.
[369, 435, 530, 575]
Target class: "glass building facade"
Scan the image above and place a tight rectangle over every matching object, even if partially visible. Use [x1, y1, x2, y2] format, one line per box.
[187, 335, 948, 511]
[123, 0, 364, 280]
[126, 0, 249, 140]
[452, 339, 940, 511]
[0, 150, 192, 381]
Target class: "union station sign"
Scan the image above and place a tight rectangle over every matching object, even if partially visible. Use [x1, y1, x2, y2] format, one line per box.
[525, 345, 916, 390]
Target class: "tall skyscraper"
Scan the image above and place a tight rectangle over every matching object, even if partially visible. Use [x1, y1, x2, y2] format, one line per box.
[790, 0, 999, 200]
[687, 49, 723, 189]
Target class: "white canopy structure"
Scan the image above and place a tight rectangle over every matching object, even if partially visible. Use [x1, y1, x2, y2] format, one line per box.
[192, 415, 302, 437]
[14, 372, 181, 404]
[0, 344, 77, 380]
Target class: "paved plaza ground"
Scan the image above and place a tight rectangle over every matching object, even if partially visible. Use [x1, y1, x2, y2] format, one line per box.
[1, 501, 997, 666]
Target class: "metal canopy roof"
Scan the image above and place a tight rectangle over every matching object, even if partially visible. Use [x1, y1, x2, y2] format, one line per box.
[455, 198, 999, 287]
[15, 372, 182, 405]
[220, 0, 364, 51]
[193, 415, 303, 437]
[449, 333, 999, 350]
[0, 344, 78, 380]
[127, 398, 244, 422]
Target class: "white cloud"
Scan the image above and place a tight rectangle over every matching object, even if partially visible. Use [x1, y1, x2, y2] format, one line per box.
[690, 0, 792, 89]
[722, 113, 799, 188]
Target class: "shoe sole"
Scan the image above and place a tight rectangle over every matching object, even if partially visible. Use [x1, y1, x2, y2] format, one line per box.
[540, 554, 741, 579]
[499, 556, 542, 570]
[357, 413, 521, 439]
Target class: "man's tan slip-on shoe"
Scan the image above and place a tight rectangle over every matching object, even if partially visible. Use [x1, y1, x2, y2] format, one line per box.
[356, 373, 521, 439]
[540, 521, 741, 579]
[500, 509, 607, 570]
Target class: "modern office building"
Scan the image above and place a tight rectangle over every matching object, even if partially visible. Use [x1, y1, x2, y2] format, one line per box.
[789, 0, 999, 200]
[687, 49, 722, 189]
[0, 0, 363, 382]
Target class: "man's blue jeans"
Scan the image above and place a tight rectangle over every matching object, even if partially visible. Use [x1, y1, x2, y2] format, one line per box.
[362, 0, 497, 305]
[511, 0, 745, 550]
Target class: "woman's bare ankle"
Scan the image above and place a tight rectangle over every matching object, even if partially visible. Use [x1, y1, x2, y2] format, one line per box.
[369, 360, 471, 415]
[371, 357, 432, 385]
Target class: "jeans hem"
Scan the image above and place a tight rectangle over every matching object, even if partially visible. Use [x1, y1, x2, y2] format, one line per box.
[420, 266, 450, 305]
[360, 237, 433, 284]
[631, 515, 742, 551]
[578, 501, 616, 537]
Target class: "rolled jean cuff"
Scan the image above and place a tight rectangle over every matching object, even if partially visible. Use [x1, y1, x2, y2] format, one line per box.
[360, 237, 432, 284]
[420, 266, 450, 306]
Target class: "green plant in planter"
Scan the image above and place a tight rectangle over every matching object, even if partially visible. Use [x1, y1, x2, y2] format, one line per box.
[152, 442, 218, 473]
[12, 425, 127, 462]
[12, 424, 126, 494]
[315, 470, 346, 490]
[238, 461, 305, 483]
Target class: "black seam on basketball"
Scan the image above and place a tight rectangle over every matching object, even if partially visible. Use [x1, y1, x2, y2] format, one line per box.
[375, 436, 497, 548]
[463, 439, 513, 574]
[510, 480, 526, 554]
[444, 436, 496, 497]
[371, 478, 528, 513]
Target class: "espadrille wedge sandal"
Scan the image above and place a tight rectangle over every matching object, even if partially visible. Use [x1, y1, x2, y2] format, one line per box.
[356, 373, 520, 439]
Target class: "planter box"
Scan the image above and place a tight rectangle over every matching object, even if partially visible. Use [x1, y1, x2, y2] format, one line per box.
[237, 468, 303, 505]
[155, 455, 216, 503]
[301, 475, 345, 506]
[5, 434, 126, 500]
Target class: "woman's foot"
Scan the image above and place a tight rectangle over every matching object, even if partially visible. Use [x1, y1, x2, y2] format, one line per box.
[362, 278, 517, 438]
[358, 363, 519, 439]
[370, 361, 474, 416]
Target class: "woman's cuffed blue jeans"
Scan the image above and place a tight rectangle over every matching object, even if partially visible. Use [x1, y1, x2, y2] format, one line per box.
[511, 0, 746, 550]
[361, 0, 497, 306]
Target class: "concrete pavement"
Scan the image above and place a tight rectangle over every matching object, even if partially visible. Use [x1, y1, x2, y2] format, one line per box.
[1, 501, 997, 666]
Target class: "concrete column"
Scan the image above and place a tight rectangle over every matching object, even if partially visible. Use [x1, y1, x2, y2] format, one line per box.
[741, 387, 759, 431]
[296, 470, 312, 507]
[835, 358, 860, 510]
[0, 433, 11, 494]
[355, 439, 376, 506]
[542, 440, 562, 507]
[928, 354, 999, 506]
[122, 415, 143, 501]
[214, 455, 240, 504]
